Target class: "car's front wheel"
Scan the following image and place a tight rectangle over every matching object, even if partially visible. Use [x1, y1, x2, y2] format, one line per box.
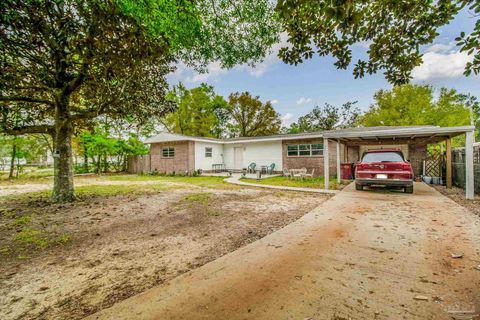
[404, 185, 414, 194]
[355, 183, 363, 191]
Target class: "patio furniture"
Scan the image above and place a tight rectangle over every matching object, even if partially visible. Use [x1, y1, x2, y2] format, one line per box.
[212, 163, 225, 173]
[260, 165, 268, 174]
[290, 168, 307, 179]
[247, 162, 256, 173]
[267, 163, 276, 174]
[302, 168, 315, 179]
[283, 168, 292, 179]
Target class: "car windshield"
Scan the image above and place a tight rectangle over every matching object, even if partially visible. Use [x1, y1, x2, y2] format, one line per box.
[362, 151, 404, 163]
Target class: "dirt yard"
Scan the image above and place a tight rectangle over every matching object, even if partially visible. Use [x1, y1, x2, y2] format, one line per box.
[0, 175, 330, 320]
[433, 185, 480, 217]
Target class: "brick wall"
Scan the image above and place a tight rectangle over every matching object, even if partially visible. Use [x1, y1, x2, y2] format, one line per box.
[282, 139, 343, 177]
[149, 141, 195, 174]
[408, 144, 428, 177]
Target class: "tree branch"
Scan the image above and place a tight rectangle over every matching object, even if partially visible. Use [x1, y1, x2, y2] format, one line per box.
[0, 96, 54, 105]
[2, 124, 54, 136]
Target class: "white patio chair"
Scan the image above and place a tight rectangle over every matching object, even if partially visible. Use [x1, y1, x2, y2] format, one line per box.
[283, 168, 292, 179]
[302, 168, 315, 179]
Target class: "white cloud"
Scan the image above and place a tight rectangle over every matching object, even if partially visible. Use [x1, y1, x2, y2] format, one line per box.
[270, 99, 279, 105]
[186, 61, 228, 83]
[296, 97, 313, 105]
[412, 42, 473, 81]
[281, 113, 295, 127]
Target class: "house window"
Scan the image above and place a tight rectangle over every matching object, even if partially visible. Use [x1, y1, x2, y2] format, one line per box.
[287, 144, 323, 157]
[162, 147, 175, 158]
[205, 147, 212, 157]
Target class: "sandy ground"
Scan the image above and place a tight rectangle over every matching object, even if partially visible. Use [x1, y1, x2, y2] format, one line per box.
[0, 181, 329, 320]
[433, 185, 480, 217]
[88, 183, 480, 320]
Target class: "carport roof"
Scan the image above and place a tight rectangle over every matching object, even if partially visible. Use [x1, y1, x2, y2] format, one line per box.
[323, 125, 475, 145]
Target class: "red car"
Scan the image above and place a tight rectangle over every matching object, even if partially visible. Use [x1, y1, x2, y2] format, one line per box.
[355, 149, 414, 193]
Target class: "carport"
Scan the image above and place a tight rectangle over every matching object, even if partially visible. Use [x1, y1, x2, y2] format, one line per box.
[322, 126, 476, 199]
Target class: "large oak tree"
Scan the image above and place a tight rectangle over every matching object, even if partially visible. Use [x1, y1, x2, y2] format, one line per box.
[0, 0, 278, 201]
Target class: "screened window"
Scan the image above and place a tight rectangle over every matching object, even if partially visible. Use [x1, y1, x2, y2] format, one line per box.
[162, 147, 175, 158]
[287, 144, 323, 157]
[205, 147, 212, 157]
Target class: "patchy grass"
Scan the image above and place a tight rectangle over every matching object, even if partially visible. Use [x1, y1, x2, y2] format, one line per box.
[240, 176, 347, 190]
[183, 192, 211, 203]
[0, 182, 178, 203]
[0, 174, 235, 206]
[0, 167, 54, 183]
[14, 228, 49, 249]
[105, 174, 235, 189]
[178, 192, 221, 216]
[12, 215, 32, 226]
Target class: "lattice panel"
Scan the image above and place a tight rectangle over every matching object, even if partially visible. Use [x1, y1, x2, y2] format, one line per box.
[424, 149, 442, 177]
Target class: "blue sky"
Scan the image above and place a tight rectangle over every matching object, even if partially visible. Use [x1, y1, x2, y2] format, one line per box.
[168, 9, 479, 127]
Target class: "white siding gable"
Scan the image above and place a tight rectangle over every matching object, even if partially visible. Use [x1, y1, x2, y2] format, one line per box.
[194, 142, 224, 171]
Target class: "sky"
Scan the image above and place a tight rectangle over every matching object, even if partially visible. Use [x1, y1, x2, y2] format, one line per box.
[167, 8, 479, 128]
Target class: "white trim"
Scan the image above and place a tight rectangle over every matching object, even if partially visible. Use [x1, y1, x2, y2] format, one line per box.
[324, 138, 329, 190]
[336, 141, 341, 184]
[144, 132, 324, 145]
[465, 130, 475, 200]
[224, 134, 324, 144]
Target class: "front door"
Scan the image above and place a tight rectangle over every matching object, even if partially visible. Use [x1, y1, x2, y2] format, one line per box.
[234, 147, 243, 170]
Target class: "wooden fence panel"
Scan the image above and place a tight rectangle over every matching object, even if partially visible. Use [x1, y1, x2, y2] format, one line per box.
[127, 155, 151, 174]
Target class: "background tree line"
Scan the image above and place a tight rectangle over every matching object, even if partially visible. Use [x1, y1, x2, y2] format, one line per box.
[2, 83, 478, 177]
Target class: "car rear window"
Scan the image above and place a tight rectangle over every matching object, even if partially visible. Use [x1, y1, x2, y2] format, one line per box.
[362, 151, 404, 162]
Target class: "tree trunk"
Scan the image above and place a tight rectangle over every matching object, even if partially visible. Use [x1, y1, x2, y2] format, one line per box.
[83, 146, 89, 172]
[53, 100, 75, 202]
[8, 143, 17, 179]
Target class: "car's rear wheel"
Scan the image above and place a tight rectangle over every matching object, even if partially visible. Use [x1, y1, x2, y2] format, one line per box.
[404, 185, 413, 194]
[355, 183, 363, 191]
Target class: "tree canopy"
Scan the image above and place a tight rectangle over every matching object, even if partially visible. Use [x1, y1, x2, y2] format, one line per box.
[288, 101, 360, 133]
[163, 84, 229, 138]
[361, 84, 473, 128]
[117, 0, 279, 69]
[227, 92, 281, 137]
[275, 0, 479, 84]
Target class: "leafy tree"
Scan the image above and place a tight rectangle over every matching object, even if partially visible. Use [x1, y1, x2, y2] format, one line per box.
[0, 0, 278, 202]
[458, 93, 480, 140]
[276, 0, 479, 84]
[163, 84, 229, 138]
[227, 92, 281, 137]
[80, 132, 147, 173]
[118, 0, 279, 69]
[289, 101, 360, 133]
[0, 135, 51, 178]
[361, 85, 472, 129]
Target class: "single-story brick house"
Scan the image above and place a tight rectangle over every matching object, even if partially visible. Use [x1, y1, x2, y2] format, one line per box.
[132, 125, 476, 198]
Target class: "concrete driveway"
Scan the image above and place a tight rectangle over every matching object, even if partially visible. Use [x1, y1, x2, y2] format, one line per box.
[88, 183, 480, 320]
